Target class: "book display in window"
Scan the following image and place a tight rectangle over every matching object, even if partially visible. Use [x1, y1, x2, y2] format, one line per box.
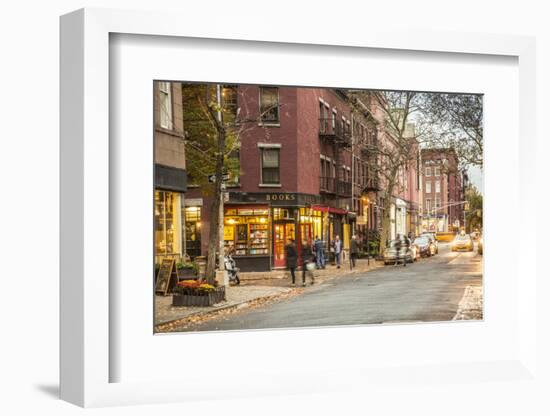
[248, 223, 269, 255]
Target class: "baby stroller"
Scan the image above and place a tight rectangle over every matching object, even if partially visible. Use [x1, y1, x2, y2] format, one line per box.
[224, 253, 240, 285]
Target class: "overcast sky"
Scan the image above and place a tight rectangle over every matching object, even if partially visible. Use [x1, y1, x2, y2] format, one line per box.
[468, 166, 483, 193]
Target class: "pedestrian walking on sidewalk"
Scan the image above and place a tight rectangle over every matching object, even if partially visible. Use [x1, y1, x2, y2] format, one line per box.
[301, 239, 315, 286]
[285, 239, 298, 286]
[350, 234, 359, 269]
[314, 236, 325, 269]
[333, 235, 342, 268]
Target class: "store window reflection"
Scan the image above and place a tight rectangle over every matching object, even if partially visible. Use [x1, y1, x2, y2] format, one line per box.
[155, 191, 182, 258]
[184, 206, 202, 259]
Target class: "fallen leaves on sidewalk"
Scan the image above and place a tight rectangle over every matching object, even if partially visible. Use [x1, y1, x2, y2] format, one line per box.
[155, 288, 304, 333]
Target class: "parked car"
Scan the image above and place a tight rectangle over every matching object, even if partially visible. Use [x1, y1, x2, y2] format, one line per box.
[451, 233, 474, 252]
[413, 236, 436, 257]
[384, 237, 417, 265]
[420, 232, 439, 254]
[477, 236, 483, 254]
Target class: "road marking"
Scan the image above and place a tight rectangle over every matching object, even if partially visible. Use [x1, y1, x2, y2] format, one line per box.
[448, 251, 477, 265]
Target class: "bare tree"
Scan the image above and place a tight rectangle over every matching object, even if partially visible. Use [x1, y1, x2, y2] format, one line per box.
[421, 93, 483, 168]
[350, 91, 425, 253]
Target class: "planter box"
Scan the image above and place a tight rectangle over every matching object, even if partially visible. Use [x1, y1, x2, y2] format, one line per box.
[177, 268, 197, 280]
[172, 286, 226, 307]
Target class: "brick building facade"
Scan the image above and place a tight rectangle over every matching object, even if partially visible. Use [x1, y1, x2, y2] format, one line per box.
[180, 84, 424, 271]
[420, 148, 465, 232]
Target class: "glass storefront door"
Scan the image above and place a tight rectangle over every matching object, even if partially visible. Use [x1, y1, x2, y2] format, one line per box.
[273, 222, 295, 268]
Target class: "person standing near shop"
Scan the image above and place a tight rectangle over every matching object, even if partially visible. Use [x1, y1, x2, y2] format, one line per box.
[333, 235, 342, 269]
[314, 236, 325, 269]
[301, 239, 315, 286]
[350, 234, 359, 269]
[285, 239, 298, 286]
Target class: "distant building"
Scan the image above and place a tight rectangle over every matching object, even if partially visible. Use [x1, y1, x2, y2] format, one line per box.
[420, 148, 464, 232]
[154, 81, 187, 262]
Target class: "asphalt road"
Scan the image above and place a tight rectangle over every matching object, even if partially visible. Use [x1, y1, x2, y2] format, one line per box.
[182, 242, 482, 332]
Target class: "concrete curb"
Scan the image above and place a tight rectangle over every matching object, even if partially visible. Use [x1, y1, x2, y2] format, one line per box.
[155, 289, 293, 328]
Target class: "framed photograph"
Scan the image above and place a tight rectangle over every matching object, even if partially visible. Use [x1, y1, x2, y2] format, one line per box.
[60, 8, 538, 408]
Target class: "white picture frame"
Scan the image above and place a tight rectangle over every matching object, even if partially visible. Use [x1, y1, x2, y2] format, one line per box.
[60, 8, 538, 408]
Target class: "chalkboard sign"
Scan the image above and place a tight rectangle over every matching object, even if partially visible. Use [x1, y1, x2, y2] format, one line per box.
[155, 257, 177, 295]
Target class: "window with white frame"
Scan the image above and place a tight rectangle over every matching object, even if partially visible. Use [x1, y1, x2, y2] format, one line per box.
[159, 81, 172, 129]
[435, 180, 441, 193]
[425, 199, 431, 212]
[425, 181, 431, 193]
[261, 148, 280, 184]
[259, 87, 279, 123]
[435, 197, 441, 209]
[434, 166, 441, 176]
[425, 167, 432, 177]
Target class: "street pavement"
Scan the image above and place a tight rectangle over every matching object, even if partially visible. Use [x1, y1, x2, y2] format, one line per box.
[177, 242, 482, 332]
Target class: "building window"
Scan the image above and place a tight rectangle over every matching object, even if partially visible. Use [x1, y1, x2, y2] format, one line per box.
[184, 206, 202, 259]
[259, 87, 279, 123]
[425, 181, 431, 193]
[155, 190, 182, 256]
[222, 85, 238, 121]
[435, 197, 441, 210]
[434, 167, 441, 176]
[425, 167, 431, 177]
[426, 199, 431, 213]
[261, 148, 280, 184]
[435, 180, 441, 193]
[159, 81, 172, 129]
[319, 102, 330, 133]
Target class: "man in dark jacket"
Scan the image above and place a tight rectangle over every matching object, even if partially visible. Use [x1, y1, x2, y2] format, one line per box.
[285, 239, 298, 286]
[350, 234, 359, 269]
[313, 236, 325, 269]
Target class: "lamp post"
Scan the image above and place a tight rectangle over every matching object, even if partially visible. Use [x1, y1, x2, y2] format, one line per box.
[361, 195, 375, 265]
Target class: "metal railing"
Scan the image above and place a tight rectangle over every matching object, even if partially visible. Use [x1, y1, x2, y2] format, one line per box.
[320, 176, 352, 196]
[337, 180, 352, 196]
[319, 118, 352, 146]
[319, 176, 336, 193]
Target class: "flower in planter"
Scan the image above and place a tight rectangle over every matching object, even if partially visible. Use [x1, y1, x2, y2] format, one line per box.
[197, 283, 216, 293]
[174, 279, 220, 296]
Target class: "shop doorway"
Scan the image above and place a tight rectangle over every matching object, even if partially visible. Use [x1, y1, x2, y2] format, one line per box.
[274, 222, 296, 268]
[299, 223, 312, 245]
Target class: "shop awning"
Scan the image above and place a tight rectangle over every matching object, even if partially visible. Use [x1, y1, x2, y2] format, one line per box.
[311, 205, 348, 215]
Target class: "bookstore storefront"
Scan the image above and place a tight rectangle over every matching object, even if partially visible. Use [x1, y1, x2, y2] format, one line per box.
[224, 192, 326, 271]
[223, 205, 271, 272]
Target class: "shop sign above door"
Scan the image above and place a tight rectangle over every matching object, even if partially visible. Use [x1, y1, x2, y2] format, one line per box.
[228, 192, 321, 206]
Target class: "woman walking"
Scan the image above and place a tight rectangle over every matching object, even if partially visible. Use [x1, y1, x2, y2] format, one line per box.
[301, 239, 315, 286]
[285, 239, 298, 286]
[333, 235, 342, 269]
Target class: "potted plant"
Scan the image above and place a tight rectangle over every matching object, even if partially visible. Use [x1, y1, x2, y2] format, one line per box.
[175, 261, 199, 280]
[172, 279, 226, 307]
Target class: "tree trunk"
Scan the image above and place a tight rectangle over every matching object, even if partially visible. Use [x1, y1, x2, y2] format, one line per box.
[379, 193, 392, 255]
[378, 174, 397, 256]
[205, 129, 226, 284]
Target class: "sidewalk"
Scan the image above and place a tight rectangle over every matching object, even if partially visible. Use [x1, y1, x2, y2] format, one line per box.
[239, 258, 384, 284]
[453, 285, 484, 320]
[155, 258, 383, 330]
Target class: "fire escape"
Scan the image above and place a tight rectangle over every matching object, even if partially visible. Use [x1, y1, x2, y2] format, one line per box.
[318, 117, 352, 201]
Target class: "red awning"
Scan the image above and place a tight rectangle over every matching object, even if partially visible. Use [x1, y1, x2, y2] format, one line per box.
[311, 205, 329, 212]
[311, 205, 348, 215]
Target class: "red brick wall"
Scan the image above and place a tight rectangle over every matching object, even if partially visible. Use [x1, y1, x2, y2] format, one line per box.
[237, 85, 298, 192]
